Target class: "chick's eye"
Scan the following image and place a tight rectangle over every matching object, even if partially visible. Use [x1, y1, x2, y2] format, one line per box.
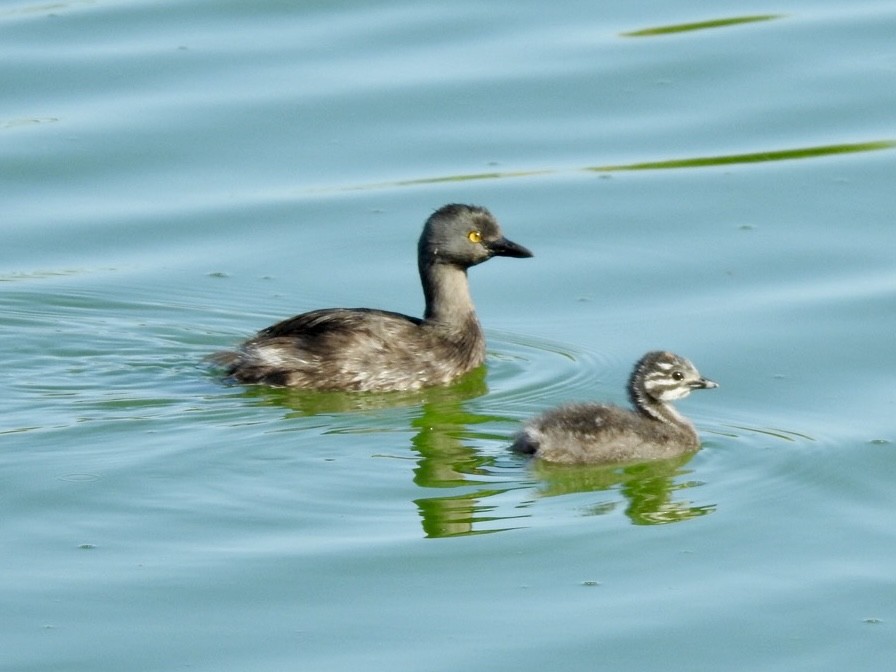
[672, 371, 684, 381]
[467, 230, 482, 244]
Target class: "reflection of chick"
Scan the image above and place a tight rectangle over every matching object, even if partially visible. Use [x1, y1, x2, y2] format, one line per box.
[512, 351, 717, 465]
[212, 204, 532, 391]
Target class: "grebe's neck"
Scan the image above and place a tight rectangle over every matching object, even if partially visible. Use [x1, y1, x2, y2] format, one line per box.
[419, 259, 477, 327]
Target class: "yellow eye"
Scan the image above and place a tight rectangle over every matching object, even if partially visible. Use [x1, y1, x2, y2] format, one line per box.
[467, 230, 482, 244]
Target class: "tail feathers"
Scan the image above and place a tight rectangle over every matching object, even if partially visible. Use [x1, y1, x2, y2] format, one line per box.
[207, 350, 241, 370]
[207, 350, 293, 386]
[510, 428, 539, 455]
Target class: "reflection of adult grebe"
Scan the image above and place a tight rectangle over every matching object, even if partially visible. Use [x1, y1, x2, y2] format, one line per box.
[512, 351, 717, 464]
[212, 204, 532, 391]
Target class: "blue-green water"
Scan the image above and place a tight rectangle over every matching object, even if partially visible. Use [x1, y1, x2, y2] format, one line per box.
[4, 1, 896, 670]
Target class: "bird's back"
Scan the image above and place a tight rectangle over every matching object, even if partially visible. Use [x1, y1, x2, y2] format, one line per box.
[213, 307, 486, 391]
[511, 402, 699, 465]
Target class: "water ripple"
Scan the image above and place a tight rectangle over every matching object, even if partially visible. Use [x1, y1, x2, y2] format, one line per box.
[485, 330, 616, 416]
[621, 15, 785, 38]
[591, 141, 896, 171]
[317, 140, 895, 193]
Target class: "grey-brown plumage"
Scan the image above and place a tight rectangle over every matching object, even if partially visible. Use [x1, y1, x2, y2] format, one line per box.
[511, 351, 718, 465]
[211, 204, 532, 391]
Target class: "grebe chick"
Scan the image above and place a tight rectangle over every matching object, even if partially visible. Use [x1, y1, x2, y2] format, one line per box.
[212, 204, 532, 391]
[511, 351, 717, 465]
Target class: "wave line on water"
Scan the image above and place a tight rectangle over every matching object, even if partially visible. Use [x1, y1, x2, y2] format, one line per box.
[621, 14, 785, 38]
[311, 139, 895, 193]
[590, 140, 896, 172]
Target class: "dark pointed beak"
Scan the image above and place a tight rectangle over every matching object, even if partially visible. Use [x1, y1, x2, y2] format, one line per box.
[693, 378, 718, 390]
[487, 236, 533, 259]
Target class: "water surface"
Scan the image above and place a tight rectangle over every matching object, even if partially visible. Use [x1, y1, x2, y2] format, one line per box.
[4, 1, 896, 670]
